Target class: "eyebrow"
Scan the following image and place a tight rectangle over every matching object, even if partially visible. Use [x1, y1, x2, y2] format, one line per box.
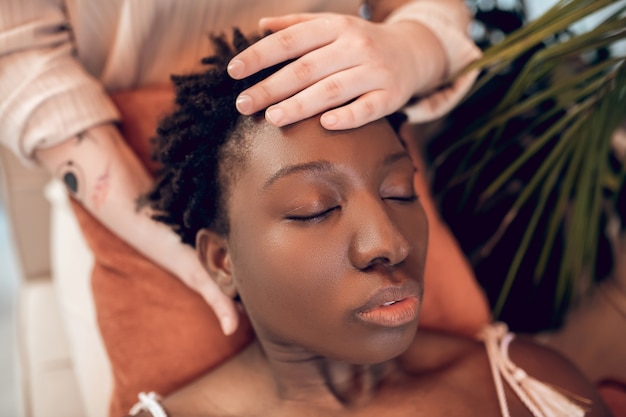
[262, 151, 413, 190]
[383, 151, 412, 167]
[263, 161, 333, 190]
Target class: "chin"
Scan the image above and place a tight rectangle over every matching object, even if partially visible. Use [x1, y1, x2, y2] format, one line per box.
[340, 320, 419, 365]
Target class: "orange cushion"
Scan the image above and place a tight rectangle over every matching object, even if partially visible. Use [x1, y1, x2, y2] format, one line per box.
[77, 86, 490, 416]
[71, 200, 254, 417]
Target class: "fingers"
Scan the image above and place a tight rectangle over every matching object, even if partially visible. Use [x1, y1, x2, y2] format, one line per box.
[228, 13, 421, 129]
[227, 16, 337, 80]
[258, 13, 320, 32]
[195, 279, 239, 336]
[321, 90, 391, 130]
[260, 65, 380, 127]
[234, 42, 350, 117]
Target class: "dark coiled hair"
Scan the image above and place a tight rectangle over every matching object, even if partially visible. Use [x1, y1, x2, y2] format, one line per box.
[145, 29, 285, 245]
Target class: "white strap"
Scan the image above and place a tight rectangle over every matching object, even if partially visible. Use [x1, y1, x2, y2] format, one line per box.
[480, 323, 588, 417]
[482, 324, 512, 417]
[129, 392, 168, 417]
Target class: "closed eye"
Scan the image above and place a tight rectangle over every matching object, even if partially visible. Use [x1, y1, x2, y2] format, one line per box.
[285, 206, 340, 223]
[384, 195, 418, 203]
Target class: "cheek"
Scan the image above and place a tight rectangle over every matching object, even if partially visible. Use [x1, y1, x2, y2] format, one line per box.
[413, 204, 429, 261]
[389, 203, 429, 284]
[230, 223, 347, 330]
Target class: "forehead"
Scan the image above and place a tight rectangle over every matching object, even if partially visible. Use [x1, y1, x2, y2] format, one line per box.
[239, 117, 406, 185]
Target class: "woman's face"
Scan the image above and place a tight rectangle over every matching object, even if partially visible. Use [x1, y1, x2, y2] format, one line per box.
[225, 118, 428, 364]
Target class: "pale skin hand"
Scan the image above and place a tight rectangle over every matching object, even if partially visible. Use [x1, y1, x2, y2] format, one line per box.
[228, 12, 447, 130]
[34, 124, 239, 335]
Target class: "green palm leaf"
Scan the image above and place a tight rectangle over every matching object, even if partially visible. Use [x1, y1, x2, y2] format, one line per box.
[439, 0, 626, 319]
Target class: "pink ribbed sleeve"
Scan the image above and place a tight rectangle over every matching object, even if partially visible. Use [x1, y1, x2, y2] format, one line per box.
[0, 0, 119, 164]
[386, 0, 482, 122]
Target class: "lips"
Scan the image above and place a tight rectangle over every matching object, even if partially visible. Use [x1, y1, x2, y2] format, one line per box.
[356, 284, 421, 327]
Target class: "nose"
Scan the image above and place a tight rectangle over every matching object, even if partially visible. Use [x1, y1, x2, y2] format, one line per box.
[349, 196, 410, 271]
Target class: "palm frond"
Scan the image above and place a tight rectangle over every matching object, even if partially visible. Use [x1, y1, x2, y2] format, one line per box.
[435, 0, 626, 321]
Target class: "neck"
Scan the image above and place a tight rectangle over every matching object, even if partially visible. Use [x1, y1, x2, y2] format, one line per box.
[257, 339, 396, 409]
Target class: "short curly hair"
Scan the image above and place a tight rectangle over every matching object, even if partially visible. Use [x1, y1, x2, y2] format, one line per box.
[145, 29, 289, 246]
[146, 29, 407, 247]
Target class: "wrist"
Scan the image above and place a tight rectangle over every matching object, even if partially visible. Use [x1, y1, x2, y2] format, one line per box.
[388, 20, 448, 94]
[384, 1, 482, 81]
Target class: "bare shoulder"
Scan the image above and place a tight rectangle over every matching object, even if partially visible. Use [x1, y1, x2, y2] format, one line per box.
[509, 335, 612, 417]
[158, 342, 277, 417]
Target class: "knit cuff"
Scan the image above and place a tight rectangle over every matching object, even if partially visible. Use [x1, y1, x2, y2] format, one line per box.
[385, 1, 482, 122]
[0, 46, 120, 165]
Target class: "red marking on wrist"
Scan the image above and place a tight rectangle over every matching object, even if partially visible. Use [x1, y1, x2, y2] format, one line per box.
[92, 162, 111, 211]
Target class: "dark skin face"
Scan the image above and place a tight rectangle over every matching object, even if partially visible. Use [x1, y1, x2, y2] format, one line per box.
[180, 118, 608, 417]
[204, 117, 428, 366]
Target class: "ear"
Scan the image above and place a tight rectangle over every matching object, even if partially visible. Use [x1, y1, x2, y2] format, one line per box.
[196, 229, 237, 299]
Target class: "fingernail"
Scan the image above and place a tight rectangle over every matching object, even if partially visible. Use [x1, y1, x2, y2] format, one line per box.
[236, 94, 252, 114]
[227, 59, 244, 79]
[220, 315, 235, 336]
[322, 113, 338, 127]
[266, 107, 285, 126]
[259, 17, 269, 28]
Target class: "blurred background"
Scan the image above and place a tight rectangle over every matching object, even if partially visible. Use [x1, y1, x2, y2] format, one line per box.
[0, 196, 21, 417]
[0, 0, 623, 415]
